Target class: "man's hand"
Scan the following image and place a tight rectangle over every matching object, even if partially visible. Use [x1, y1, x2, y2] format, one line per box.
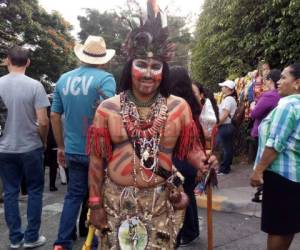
[90, 207, 108, 230]
[57, 148, 66, 167]
[250, 170, 263, 187]
[207, 154, 218, 172]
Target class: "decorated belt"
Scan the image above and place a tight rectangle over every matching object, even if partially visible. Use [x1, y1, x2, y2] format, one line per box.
[154, 166, 183, 187]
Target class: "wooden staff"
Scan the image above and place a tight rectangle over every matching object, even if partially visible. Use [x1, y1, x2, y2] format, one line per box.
[82, 209, 96, 250]
[82, 225, 96, 250]
[205, 126, 218, 250]
[207, 172, 213, 250]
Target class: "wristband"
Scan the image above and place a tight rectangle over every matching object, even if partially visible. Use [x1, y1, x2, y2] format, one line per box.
[88, 196, 102, 209]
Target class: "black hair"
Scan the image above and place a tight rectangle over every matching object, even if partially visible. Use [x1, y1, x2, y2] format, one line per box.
[266, 69, 281, 88]
[227, 89, 238, 103]
[169, 66, 201, 118]
[193, 81, 219, 123]
[169, 66, 206, 147]
[118, 59, 170, 97]
[7, 46, 29, 67]
[289, 63, 300, 80]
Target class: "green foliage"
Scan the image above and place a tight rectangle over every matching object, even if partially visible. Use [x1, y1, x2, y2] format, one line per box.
[77, 9, 131, 84]
[192, 0, 300, 91]
[0, 0, 77, 89]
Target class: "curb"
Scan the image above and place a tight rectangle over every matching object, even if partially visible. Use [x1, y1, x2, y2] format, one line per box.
[196, 188, 262, 217]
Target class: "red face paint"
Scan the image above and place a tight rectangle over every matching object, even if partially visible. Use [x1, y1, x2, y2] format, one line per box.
[132, 67, 143, 81]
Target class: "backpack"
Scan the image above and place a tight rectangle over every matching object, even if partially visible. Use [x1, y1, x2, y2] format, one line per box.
[0, 96, 8, 137]
[230, 102, 245, 127]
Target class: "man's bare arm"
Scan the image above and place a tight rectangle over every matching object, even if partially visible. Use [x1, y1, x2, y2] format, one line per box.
[89, 155, 105, 207]
[36, 107, 49, 147]
[50, 112, 64, 149]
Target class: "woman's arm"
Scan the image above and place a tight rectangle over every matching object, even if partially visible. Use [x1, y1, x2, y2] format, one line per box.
[250, 94, 270, 119]
[250, 147, 277, 187]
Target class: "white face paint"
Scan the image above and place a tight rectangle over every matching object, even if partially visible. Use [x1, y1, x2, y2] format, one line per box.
[132, 59, 163, 78]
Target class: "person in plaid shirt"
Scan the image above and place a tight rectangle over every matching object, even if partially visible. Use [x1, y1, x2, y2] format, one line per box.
[250, 63, 300, 250]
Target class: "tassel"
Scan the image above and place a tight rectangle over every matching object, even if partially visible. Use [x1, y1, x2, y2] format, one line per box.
[86, 126, 112, 160]
[174, 121, 202, 160]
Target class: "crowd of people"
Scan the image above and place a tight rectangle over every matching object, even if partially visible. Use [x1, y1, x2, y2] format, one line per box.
[0, 1, 299, 250]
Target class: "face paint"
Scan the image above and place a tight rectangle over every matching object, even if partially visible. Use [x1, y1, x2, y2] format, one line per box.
[132, 59, 163, 82]
[131, 58, 163, 97]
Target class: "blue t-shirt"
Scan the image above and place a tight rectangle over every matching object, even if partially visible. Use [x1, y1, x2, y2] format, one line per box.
[51, 66, 116, 155]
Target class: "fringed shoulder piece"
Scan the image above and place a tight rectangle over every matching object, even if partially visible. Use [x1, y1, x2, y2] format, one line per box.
[86, 126, 112, 161]
[174, 120, 202, 160]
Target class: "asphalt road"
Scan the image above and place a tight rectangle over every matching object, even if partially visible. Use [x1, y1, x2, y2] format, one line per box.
[0, 168, 300, 250]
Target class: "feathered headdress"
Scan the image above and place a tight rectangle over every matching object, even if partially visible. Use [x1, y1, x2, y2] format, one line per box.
[122, 0, 176, 61]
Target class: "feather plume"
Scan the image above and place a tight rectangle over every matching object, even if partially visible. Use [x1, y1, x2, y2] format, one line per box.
[122, 0, 175, 61]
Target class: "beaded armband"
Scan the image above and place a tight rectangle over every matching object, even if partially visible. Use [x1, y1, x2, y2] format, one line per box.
[86, 126, 112, 160]
[174, 121, 202, 160]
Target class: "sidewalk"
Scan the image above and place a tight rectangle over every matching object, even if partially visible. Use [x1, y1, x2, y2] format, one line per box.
[196, 163, 262, 217]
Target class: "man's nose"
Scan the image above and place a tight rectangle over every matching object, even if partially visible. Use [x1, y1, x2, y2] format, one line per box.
[145, 67, 151, 77]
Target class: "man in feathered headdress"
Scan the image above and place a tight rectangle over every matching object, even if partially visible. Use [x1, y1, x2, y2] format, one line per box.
[87, 1, 218, 249]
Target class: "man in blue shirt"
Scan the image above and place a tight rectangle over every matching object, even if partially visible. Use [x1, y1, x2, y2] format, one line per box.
[51, 36, 116, 250]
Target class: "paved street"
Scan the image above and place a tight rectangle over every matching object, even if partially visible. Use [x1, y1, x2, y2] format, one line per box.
[1, 168, 300, 250]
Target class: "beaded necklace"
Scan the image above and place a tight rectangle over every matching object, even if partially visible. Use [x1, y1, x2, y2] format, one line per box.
[120, 90, 168, 183]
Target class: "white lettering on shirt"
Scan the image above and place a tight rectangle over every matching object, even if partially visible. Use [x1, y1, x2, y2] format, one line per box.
[62, 76, 94, 96]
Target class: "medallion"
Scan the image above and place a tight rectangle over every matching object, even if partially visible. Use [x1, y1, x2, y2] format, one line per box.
[118, 216, 148, 250]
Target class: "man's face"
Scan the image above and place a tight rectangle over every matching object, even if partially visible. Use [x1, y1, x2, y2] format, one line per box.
[131, 58, 163, 97]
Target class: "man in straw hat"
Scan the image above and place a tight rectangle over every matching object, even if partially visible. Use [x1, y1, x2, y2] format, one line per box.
[86, 1, 218, 249]
[51, 35, 116, 250]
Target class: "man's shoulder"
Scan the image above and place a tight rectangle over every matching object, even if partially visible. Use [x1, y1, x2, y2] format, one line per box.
[167, 95, 188, 112]
[98, 95, 120, 114]
[168, 95, 186, 105]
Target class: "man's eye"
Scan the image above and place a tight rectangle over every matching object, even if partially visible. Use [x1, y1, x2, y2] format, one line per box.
[151, 64, 162, 70]
[135, 62, 147, 68]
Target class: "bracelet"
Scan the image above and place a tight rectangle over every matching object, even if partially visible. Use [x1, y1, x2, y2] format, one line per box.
[88, 196, 102, 209]
[89, 196, 101, 203]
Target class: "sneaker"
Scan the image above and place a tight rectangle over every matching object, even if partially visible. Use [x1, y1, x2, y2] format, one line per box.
[49, 186, 58, 192]
[24, 235, 46, 248]
[10, 239, 24, 249]
[53, 245, 65, 250]
[217, 171, 229, 176]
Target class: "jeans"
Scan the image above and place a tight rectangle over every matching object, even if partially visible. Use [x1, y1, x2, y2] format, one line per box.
[217, 124, 236, 174]
[54, 154, 88, 250]
[173, 158, 199, 243]
[0, 147, 44, 244]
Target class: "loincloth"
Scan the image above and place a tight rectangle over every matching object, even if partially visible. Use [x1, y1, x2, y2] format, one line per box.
[98, 177, 185, 250]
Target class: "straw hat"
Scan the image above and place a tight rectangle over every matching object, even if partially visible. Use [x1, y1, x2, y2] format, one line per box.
[74, 36, 115, 65]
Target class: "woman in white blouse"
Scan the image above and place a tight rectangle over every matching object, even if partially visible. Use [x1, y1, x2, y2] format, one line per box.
[216, 80, 237, 174]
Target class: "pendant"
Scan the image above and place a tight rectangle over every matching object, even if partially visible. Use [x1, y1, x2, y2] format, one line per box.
[142, 149, 150, 161]
[118, 217, 148, 250]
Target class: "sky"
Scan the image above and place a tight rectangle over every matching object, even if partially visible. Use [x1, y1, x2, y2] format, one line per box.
[39, 0, 204, 38]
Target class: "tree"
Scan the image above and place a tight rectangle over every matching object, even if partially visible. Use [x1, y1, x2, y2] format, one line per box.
[0, 0, 77, 90]
[77, 5, 193, 84]
[77, 9, 131, 85]
[192, 0, 300, 90]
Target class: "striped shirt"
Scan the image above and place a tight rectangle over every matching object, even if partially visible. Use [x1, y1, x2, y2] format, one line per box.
[254, 94, 300, 183]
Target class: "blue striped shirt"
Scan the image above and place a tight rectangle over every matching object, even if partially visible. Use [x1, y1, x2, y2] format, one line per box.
[254, 94, 300, 182]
